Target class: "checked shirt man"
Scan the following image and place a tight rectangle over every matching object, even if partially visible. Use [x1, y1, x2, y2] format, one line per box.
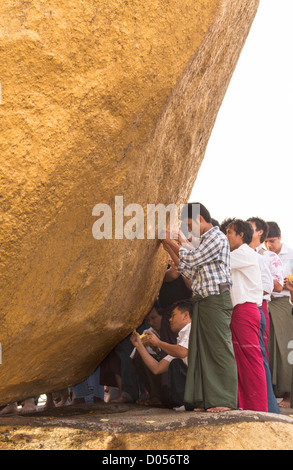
[177, 224, 232, 298]
[161, 203, 238, 413]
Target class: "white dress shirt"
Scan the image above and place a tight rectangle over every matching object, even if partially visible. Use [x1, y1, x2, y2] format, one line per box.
[255, 245, 284, 301]
[164, 323, 191, 367]
[230, 243, 263, 307]
[256, 252, 274, 301]
[270, 243, 293, 298]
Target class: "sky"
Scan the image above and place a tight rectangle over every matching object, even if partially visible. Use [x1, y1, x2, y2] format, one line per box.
[189, 0, 293, 245]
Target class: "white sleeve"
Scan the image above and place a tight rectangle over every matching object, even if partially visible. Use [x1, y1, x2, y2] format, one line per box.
[258, 255, 274, 294]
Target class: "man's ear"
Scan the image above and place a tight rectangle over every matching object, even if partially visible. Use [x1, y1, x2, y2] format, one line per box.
[183, 310, 189, 320]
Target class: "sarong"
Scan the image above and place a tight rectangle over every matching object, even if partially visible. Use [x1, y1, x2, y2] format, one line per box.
[261, 300, 270, 361]
[268, 296, 293, 392]
[231, 302, 268, 412]
[184, 292, 238, 410]
[258, 307, 280, 414]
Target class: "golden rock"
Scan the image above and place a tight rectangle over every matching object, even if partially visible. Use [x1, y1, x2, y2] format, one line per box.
[0, 0, 259, 404]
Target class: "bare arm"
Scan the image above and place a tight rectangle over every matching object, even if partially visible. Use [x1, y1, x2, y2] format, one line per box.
[130, 333, 169, 375]
[284, 278, 293, 303]
[145, 331, 188, 359]
[273, 280, 284, 293]
[161, 239, 180, 267]
[161, 231, 193, 284]
[180, 275, 192, 290]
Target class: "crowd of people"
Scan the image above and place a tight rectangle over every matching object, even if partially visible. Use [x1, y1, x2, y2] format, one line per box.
[109, 203, 293, 413]
[154, 205, 293, 412]
[1, 203, 292, 416]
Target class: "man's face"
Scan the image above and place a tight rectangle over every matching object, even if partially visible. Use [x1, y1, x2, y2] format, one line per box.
[169, 307, 186, 333]
[264, 237, 282, 254]
[183, 216, 201, 238]
[226, 225, 243, 251]
[248, 221, 262, 245]
[146, 309, 162, 332]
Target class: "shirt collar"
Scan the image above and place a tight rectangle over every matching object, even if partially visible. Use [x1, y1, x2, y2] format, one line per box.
[255, 244, 264, 252]
[279, 243, 288, 255]
[201, 225, 217, 240]
[178, 323, 191, 337]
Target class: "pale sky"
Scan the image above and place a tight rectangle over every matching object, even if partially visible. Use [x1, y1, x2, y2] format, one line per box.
[189, 0, 293, 245]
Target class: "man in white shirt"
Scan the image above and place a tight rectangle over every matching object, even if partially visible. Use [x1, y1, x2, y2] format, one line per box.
[264, 222, 293, 297]
[247, 217, 284, 295]
[264, 221, 293, 408]
[226, 223, 263, 308]
[130, 300, 192, 408]
[247, 217, 284, 359]
[226, 219, 268, 412]
[247, 217, 281, 414]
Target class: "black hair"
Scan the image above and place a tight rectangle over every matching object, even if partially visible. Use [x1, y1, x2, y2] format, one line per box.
[227, 219, 253, 245]
[148, 300, 163, 316]
[170, 299, 193, 318]
[247, 217, 269, 243]
[220, 217, 236, 234]
[266, 221, 281, 238]
[182, 202, 212, 224]
[211, 218, 220, 227]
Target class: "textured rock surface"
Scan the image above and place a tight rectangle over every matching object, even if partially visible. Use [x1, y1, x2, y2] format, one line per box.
[0, 0, 259, 404]
[0, 406, 293, 450]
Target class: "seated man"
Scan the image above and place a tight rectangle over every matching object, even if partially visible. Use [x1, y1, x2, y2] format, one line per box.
[130, 302, 162, 362]
[130, 299, 192, 409]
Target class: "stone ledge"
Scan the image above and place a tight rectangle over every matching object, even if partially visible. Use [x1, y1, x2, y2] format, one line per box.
[0, 403, 292, 450]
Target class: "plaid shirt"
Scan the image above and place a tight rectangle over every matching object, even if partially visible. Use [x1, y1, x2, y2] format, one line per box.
[177, 226, 232, 298]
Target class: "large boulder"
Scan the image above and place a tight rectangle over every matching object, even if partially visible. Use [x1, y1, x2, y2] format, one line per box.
[0, 0, 259, 405]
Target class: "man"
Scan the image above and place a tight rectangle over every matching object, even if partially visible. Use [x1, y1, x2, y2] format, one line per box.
[130, 302, 163, 363]
[161, 203, 238, 413]
[264, 221, 293, 408]
[226, 220, 268, 412]
[247, 217, 283, 357]
[283, 276, 293, 409]
[130, 300, 192, 409]
[144, 302, 163, 337]
[130, 303, 162, 405]
[247, 217, 282, 414]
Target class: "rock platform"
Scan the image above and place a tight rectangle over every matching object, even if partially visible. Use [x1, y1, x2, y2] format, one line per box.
[0, 402, 292, 450]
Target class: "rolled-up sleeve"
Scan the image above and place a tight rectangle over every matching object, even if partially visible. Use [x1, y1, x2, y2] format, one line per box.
[178, 236, 221, 269]
[177, 248, 194, 280]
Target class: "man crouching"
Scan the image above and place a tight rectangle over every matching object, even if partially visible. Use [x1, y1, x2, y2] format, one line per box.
[130, 300, 192, 409]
